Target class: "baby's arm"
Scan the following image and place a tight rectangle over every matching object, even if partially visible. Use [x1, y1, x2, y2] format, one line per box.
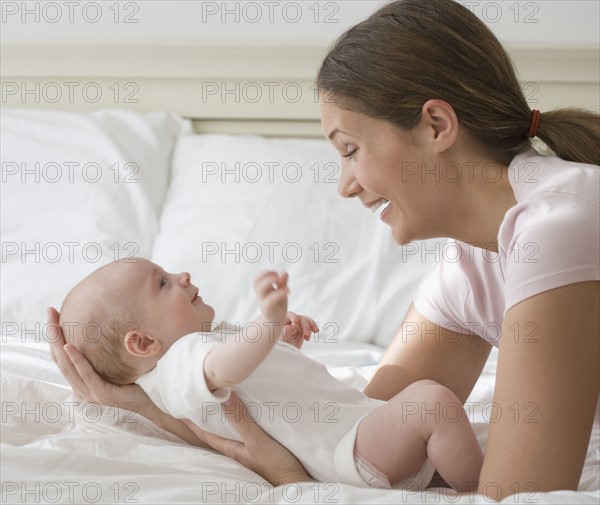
[204, 272, 289, 390]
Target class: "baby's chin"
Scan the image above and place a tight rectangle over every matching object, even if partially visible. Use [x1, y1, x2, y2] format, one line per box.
[197, 320, 218, 333]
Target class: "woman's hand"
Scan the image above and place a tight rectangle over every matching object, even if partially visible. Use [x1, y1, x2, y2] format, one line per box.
[48, 307, 223, 448]
[47, 306, 156, 415]
[183, 393, 315, 486]
[49, 306, 313, 484]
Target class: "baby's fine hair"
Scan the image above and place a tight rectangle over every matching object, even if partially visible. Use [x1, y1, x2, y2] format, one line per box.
[59, 275, 140, 385]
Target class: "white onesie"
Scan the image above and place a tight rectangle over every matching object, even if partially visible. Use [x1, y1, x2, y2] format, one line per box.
[136, 322, 435, 488]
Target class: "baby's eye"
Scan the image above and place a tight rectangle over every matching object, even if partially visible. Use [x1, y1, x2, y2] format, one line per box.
[159, 278, 167, 288]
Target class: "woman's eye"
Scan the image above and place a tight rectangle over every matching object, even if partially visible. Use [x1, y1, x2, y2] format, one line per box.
[159, 278, 167, 288]
[343, 149, 357, 160]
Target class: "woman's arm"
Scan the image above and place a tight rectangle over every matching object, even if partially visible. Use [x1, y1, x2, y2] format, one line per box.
[48, 307, 208, 446]
[364, 302, 492, 403]
[63, 345, 212, 448]
[48, 307, 158, 416]
[183, 393, 315, 486]
[478, 281, 599, 500]
[49, 305, 311, 486]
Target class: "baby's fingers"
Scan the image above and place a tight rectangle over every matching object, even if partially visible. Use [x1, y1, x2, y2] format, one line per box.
[296, 316, 318, 338]
[255, 271, 289, 299]
[286, 311, 299, 325]
[297, 317, 312, 339]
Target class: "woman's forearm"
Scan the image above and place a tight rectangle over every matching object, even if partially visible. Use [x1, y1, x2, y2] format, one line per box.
[364, 304, 491, 403]
[149, 407, 211, 449]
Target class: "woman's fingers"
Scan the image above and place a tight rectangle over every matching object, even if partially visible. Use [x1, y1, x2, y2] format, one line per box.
[185, 395, 313, 486]
[47, 307, 61, 364]
[182, 395, 260, 468]
[63, 344, 108, 403]
[47, 307, 89, 399]
[221, 393, 273, 450]
[222, 394, 313, 485]
[182, 418, 244, 458]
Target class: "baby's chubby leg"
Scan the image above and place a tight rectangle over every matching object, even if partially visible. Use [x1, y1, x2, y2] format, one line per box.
[354, 379, 483, 492]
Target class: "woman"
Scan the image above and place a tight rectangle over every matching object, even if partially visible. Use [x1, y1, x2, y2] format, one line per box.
[49, 0, 599, 499]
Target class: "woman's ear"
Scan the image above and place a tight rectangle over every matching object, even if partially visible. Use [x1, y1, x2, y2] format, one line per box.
[420, 99, 459, 153]
[124, 329, 161, 357]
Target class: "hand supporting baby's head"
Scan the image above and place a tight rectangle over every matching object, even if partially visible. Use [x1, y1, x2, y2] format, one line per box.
[59, 258, 216, 385]
[59, 260, 143, 384]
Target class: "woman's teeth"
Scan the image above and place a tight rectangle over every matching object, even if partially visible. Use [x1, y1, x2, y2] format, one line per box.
[372, 198, 391, 215]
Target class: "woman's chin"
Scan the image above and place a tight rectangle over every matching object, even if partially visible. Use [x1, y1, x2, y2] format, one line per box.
[389, 220, 411, 245]
[391, 232, 412, 246]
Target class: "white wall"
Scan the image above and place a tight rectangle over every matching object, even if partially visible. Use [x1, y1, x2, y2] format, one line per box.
[1, 0, 598, 47]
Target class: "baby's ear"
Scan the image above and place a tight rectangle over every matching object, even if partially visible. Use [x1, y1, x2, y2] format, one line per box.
[124, 330, 160, 357]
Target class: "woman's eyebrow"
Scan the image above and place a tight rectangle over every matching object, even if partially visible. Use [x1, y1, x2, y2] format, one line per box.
[328, 128, 348, 140]
[329, 129, 358, 141]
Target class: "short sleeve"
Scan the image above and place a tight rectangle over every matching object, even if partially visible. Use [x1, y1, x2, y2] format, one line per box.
[412, 240, 479, 336]
[501, 194, 600, 315]
[137, 332, 232, 419]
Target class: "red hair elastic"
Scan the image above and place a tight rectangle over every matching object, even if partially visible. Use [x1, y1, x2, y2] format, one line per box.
[528, 109, 541, 138]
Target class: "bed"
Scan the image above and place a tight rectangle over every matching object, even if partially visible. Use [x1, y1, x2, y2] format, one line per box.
[1, 41, 599, 504]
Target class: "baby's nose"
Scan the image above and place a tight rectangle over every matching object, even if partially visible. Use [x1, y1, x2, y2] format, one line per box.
[179, 272, 191, 286]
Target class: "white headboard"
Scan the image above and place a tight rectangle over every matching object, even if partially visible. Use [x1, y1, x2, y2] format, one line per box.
[1, 42, 598, 138]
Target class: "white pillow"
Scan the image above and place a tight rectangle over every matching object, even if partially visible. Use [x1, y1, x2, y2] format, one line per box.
[0, 108, 185, 340]
[152, 133, 445, 347]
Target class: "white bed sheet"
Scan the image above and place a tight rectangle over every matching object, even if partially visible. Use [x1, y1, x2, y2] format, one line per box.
[1, 110, 598, 504]
[2, 337, 598, 504]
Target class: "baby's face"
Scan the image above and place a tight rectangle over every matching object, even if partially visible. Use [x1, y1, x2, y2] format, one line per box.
[98, 258, 215, 351]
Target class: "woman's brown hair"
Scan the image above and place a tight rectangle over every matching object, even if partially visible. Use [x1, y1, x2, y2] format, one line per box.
[317, 0, 599, 167]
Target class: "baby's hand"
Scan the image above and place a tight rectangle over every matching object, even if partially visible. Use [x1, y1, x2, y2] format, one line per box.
[281, 312, 319, 349]
[254, 271, 290, 325]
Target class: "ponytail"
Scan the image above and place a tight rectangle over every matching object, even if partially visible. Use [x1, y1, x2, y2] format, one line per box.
[536, 109, 600, 166]
[317, 0, 600, 167]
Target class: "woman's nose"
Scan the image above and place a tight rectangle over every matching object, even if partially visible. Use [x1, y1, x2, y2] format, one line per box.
[178, 272, 191, 286]
[338, 164, 361, 199]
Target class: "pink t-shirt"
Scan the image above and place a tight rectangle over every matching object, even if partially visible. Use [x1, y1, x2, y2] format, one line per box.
[413, 146, 599, 347]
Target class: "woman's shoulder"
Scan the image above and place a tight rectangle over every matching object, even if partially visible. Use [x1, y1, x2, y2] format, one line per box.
[500, 147, 598, 255]
[498, 150, 599, 314]
[508, 146, 599, 207]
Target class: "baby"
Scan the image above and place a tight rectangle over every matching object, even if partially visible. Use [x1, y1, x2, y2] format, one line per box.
[59, 257, 483, 491]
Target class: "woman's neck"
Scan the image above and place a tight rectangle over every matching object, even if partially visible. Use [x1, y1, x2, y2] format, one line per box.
[447, 156, 518, 253]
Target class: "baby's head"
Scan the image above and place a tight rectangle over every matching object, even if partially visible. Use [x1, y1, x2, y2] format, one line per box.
[59, 258, 215, 384]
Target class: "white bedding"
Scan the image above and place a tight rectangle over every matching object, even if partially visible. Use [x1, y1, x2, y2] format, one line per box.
[2, 340, 599, 504]
[1, 109, 598, 504]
